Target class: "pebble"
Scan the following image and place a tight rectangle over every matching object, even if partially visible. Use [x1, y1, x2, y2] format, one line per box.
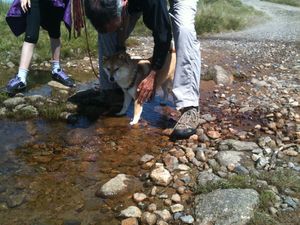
[151, 186, 157, 196]
[283, 149, 298, 156]
[148, 203, 157, 212]
[121, 218, 139, 225]
[207, 130, 221, 139]
[171, 194, 181, 203]
[179, 156, 189, 164]
[154, 209, 172, 221]
[177, 186, 185, 195]
[133, 193, 147, 202]
[141, 212, 157, 225]
[180, 215, 195, 224]
[164, 199, 172, 206]
[170, 204, 184, 213]
[177, 164, 191, 171]
[185, 148, 195, 161]
[120, 206, 142, 218]
[173, 212, 184, 220]
[150, 164, 172, 186]
[283, 196, 298, 209]
[196, 149, 207, 162]
[140, 154, 155, 164]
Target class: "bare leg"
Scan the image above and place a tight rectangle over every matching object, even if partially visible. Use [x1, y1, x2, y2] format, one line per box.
[19, 42, 35, 70]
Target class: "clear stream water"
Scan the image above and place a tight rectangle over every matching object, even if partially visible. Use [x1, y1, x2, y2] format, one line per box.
[0, 66, 179, 224]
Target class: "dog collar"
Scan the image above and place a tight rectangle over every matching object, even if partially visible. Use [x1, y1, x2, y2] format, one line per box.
[124, 68, 138, 91]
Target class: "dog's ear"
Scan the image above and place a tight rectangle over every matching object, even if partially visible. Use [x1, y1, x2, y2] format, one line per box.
[118, 52, 131, 64]
[118, 52, 128, 59]
[103, 56, 108, 63]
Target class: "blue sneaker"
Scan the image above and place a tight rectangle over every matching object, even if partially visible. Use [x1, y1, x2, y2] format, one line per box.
[52, 69, 75, 87]
[6, 76, 26, 93]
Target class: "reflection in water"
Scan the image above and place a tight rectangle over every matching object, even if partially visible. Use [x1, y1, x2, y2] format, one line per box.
[0, 121, 30, 153]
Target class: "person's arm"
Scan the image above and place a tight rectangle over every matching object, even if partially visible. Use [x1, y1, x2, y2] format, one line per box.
[135, 0, 172, 103]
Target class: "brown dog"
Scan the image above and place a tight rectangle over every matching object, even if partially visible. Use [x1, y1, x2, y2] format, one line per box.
[103, 51, 176, 125]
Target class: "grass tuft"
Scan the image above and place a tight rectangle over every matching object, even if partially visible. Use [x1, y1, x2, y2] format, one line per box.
[260, 169, 300, 193]
[196, 0, 265, 34]
[248, 211, 280, 225]
[259, 190, 277, 209]
[38, 103, 67, 120]
[0, 92, 9, 103]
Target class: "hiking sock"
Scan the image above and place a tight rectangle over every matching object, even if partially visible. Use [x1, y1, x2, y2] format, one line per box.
[17, 68, 28, 84]
[51, 60, 61, 73]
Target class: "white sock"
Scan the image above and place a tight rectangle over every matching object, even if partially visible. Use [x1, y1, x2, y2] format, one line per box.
[51, 60, 61, 73]
[17, 68, 28, 84]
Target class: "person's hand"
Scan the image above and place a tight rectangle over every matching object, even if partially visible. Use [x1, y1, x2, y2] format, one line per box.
[137, 70, 157, 104]
[21, 0, 31, 13]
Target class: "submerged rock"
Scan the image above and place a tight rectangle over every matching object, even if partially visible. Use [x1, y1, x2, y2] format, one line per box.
[95, 174, 142, 199]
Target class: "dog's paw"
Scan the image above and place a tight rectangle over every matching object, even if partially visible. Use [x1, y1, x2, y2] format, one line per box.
[129, 120, 138, 125]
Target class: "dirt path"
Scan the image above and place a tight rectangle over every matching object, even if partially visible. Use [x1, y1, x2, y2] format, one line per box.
[211, 0, 300, 42]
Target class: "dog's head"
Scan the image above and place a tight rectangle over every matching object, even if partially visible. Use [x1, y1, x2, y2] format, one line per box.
[103, 52, 136, 86]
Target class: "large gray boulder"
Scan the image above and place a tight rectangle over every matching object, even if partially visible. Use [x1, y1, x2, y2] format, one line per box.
[195, 189, 259, 225]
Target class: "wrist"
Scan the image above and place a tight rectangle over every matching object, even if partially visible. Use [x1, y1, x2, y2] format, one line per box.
[149, 69, 157, 77]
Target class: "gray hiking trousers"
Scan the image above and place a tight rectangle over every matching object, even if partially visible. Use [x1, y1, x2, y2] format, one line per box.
[98, 0, 201, 110]
[170, 0, 201, 110]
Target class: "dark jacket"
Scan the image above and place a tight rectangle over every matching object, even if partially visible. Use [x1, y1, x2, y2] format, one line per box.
[128, 0, 172, 71]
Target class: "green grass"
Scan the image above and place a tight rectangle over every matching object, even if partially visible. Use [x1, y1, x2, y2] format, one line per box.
[195, 174, 259, 194]
[248, 211, 280, 225]
[0, 0, 263, 65]
[0, 92, 9, 103]
[195, 169, 300, 197]
[263, 0, 300, 7]
[260, 169, 300, 193]
[38, 103, 67, 120]
[0, 2, 99, 65]
[196, 0, 265, 34]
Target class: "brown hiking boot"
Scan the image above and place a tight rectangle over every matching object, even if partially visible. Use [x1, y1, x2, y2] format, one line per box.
[170, 107, 200, 140]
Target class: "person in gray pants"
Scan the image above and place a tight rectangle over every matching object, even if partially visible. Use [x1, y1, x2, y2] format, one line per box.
[169, 0, 201, 139]
[84, 0, 201, 140]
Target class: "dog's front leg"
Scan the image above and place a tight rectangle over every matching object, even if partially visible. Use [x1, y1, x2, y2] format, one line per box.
[130, 100, 143, 125]
[116, 91, 132, 116]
